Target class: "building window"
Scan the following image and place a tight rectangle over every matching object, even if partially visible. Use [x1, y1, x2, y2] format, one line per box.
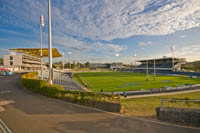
[10, 56, 13, 60]
[10, 61, 13, 65]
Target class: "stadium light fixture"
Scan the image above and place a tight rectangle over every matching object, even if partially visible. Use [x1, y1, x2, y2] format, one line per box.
[40, 15, 44, 79]
[48, 0, 53, 84]
[68, 52, 72, 69]
[115, 53, 119, 57]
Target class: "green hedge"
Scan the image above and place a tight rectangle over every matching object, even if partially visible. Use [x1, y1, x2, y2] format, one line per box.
[21, 72, 64, 93]
[21, 72, 119, 104]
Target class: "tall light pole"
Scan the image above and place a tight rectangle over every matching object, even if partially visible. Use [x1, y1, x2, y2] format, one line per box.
[146, 57, 149, 81]
[63, 53, 65, 70]
[171, 45, 175, 72]
[40, 15, 44, 79]
[68, 52, 72, 69]
[48, 0, 53, 84]
[133, 53, 136, 69]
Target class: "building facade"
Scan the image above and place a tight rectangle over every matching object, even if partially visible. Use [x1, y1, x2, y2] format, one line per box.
[3, 54, 46, 72]
[135, 57, 186, 72]
[91, 62, 124, 70]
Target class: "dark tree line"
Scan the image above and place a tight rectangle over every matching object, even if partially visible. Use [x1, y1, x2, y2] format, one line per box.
[52, 61, 91, 69]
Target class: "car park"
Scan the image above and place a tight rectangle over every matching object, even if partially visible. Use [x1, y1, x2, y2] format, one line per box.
[0, 71, 6, 76]
[0, 69, 13, 76]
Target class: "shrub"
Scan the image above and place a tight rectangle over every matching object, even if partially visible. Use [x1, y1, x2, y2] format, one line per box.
[21, 72, 119, 108]
[21, 72, 64, 94]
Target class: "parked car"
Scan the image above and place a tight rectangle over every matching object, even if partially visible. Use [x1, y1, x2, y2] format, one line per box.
[0, 70, 13, 76]
[7, 71, 13, 76]
[0, 71, 6, 76]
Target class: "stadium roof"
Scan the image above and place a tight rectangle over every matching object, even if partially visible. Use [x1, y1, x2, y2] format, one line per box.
[138, 57, 186, 63]
[9, 48, 62, 58]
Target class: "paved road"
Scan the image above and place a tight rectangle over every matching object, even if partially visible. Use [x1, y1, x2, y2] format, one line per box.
[0, 74, 199, 133]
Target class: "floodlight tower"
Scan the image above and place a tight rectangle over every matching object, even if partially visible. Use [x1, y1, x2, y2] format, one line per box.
[48, 0, 53, 84]
[40, 15, 44, 79]
[115, 53, 120, 63]
[114, 53, 120, 70]
[68, 52, 72, 69]
[133, 53, 136, 68]
[171, 45, 175, 72]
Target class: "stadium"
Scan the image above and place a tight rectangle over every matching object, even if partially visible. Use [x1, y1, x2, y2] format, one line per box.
[1, 48, 200, 94]
[1, 0, 200, 131]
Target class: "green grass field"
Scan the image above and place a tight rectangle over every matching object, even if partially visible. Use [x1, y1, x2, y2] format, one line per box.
[73, 71, 200, 92]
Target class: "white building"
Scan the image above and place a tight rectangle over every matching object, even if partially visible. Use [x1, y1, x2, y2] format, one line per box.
[3, 54, 46, 72]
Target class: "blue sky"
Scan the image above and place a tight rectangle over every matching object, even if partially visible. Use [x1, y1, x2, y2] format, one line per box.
[0, 0, 200, 63]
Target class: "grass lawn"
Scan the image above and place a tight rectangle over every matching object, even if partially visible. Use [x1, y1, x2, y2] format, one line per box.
[121, 91, 200, 117]
[73, 71, 200, 92]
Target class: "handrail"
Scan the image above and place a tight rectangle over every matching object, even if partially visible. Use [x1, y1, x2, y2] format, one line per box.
[160, 98, 200, 107]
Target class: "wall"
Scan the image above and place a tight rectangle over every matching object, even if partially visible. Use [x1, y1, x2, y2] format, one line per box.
[3, 55, 10, 66]
[3, 54, 22, 66]
[13, 55, 22, 65]
[156, 107, 200, 126]
[61, 97, 121, 113]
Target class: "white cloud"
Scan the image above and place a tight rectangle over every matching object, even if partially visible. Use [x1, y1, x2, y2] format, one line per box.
[138, 41, 152, 47]
[0, 29, 30, 37]
[180, 35, 186, 38]
[1, 0, 200, 63]
[165, 44, 200, 61]
[1, 0, 200, 41]
[53, 36, 127, 54]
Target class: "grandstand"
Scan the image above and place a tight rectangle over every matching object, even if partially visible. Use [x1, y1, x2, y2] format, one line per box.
[3, 48, 62, 72]
[135, 57, 186, 72]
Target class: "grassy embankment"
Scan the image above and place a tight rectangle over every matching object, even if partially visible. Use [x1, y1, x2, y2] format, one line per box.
[121, 91, 200, 117]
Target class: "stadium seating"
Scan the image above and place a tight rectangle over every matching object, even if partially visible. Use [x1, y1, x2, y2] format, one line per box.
[38, 70, 83, 91]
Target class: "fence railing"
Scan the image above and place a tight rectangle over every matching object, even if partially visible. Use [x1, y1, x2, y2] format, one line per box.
[160, 98, 200, 109]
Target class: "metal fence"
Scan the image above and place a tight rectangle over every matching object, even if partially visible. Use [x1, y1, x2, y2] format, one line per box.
[160, 98, 200, 109]
[38, 70, 83, 91]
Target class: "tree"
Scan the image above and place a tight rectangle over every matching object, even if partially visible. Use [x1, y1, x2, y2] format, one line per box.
[64, 62, 71, 68]
[71, 61, 76, 69]
[0, 58, 3, 64]
[85, 62, 91, 68]
[52, 61, 63, 69]
[80, 63, 84, 68]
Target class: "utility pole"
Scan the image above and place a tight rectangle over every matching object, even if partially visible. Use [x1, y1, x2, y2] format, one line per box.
[68, 52, 72, 69]
[40, 15, 44, 79]
[48, 0, 53, 84]
[63, 53, 65, 70]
